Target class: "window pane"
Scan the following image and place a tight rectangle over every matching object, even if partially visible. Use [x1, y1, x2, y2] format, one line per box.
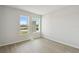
[20, 15, 29, 35]
[20, 16, 28, 25]
[32, 16, 41, 32]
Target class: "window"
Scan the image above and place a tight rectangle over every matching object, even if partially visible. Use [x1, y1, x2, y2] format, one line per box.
[32, 16, 41, 32]
[20, 15, 29, 35]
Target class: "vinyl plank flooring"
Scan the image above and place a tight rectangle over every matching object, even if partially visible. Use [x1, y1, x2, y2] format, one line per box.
[0, 38, 79, 53]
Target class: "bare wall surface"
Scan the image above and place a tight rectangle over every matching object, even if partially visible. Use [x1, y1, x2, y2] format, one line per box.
[42, 6, 79, 48]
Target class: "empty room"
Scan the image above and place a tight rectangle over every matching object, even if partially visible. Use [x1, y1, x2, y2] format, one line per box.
[0, 5, 79, 53]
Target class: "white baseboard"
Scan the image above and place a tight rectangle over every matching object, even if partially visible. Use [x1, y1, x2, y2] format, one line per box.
[0, 38, 30, 47]
[42, 34, 79, 49]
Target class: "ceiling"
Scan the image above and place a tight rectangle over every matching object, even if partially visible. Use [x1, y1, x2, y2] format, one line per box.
[7, 5, 68, 15]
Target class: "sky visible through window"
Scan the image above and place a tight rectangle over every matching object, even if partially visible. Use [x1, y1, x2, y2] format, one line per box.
[20, 16, 28, 25]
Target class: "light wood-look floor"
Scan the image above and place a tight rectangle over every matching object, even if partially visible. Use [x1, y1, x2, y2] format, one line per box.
[0, 38, 79, 53]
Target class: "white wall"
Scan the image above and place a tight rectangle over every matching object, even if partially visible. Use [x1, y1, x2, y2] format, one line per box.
[42, 6, 79, 48]
[0, 6, 39, 46]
